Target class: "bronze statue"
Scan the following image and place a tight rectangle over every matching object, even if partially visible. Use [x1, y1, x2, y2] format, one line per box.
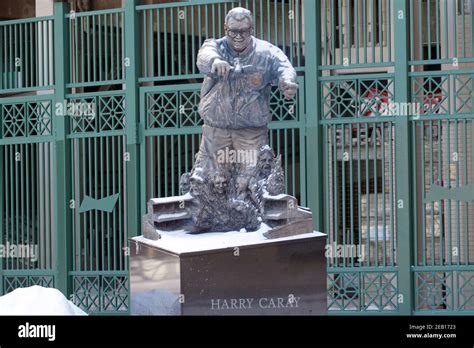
[144, 7, 313, 238]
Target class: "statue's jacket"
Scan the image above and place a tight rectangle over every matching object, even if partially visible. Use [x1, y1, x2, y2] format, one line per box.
[197, 37, 297, 129]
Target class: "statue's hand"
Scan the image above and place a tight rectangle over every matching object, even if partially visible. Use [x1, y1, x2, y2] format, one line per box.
[279, 80, 298, 100]
[211, 59, 232, 78]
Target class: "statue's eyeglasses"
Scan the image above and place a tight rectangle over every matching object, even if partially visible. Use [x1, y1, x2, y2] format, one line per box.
[227, 29, 252, 38]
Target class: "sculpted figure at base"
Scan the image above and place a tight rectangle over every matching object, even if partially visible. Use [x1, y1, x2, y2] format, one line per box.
[144, 7, 313, 238]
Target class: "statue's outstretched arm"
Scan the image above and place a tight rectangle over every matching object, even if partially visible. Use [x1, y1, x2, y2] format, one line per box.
[197, 39, 224, 75]
[271, 47, 297, 85]
[270, 47, 298, 99]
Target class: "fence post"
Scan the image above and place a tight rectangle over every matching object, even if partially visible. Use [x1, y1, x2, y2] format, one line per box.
[393, 0, 414, 315]
[0, 100, 3, 295]
[304, 0, 324, 233]
[124, 0, 141, 238]
[53, 1, 72, 297]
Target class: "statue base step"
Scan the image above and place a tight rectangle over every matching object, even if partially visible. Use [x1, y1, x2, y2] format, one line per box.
[129, 228, 327, 315]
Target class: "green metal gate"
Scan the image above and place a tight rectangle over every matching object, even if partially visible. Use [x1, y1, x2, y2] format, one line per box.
[321, 0, 474, 315]
[0, 94, 56, 294]
[0, 13, 58, 296]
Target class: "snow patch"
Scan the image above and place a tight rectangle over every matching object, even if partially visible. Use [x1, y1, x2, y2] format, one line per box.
[0, 286, 87, 315]
[149, 193, 193, 204]
[262, 193, 292, 200]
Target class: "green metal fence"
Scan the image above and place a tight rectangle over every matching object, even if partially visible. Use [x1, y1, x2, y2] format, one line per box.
[0, 94, 56, 295]
[66, 9, 125, 88]
[67, 90, 128, 313]
[0, 16, 55, 93]
[0, 0, 473, 316]
[322, 0, 474, 315]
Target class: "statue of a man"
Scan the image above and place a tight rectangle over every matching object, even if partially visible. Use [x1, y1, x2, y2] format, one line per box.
[144, 8, 314, 237]
[195, 7, 298, 171]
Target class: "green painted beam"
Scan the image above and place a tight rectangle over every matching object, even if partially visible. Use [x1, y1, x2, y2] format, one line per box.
[304, 0, 324, 232]
[0, 100, 3, 294]
[0, 16, 54, 26]
[124, 0, 142, 238]
[394, 0, 414, 316]
[53, 1, 72, 297]
[136, 0, 237, 11]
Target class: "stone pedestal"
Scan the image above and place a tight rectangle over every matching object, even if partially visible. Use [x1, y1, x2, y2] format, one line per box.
[129, 229, 327, 315]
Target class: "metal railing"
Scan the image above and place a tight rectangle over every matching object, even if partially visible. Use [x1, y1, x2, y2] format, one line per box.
[0, 16, 54, 93]
[66, 9, 125, 88]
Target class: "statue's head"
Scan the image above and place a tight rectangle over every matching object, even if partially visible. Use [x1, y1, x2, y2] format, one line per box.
[189, 168, 205, 197]
[235, 174, 249, 192]
[179, 172, 191, 195]
[257, 145, 275, 178]
[211, 170, 229, 195]
[267, 155, 285, 195]
[225, 7, 253, 53]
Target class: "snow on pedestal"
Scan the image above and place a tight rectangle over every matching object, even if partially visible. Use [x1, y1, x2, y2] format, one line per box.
[133, 223, 322, 255]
